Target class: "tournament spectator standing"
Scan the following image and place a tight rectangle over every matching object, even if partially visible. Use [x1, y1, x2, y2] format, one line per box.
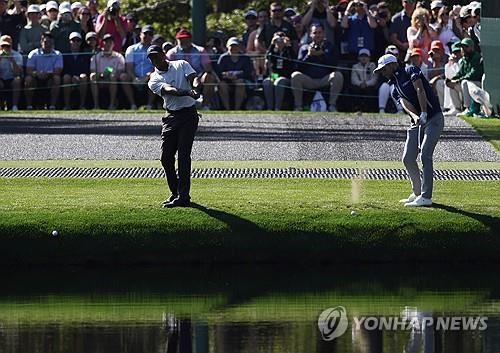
[406, 7, 436, 63]
[257, 2, 297, 52]
[25, 31, 63, 110]
[122, 12, 139, 51]
[46, 1, 59, 23]
[167, 28, 217, 110]
[19, 4, 44, 56]
[216, 37, 254, 111]
[77, 6, 95, 38]
[372, 2, 392, 60]
[341, 1, 378, 59]
[89, 33, 126, 109]
[427, 40, 447, 109]
[291, 23, 343, 112]
[86, 0, 99, 24]
[62, 32, 90, 109]
[246, 9, 268, 82]
[431, 5, 459, 56]
[0, 35, 22, 111]
[262, 31, 296, 110]
[390, 0, 416, 58]
[125, 25, 156, 109]
[0, 0, 24, 50]
[241, 9, 258, 48]
[95, 0, 127, 52]
[301, 0, 337, 45]
[50, 3, 81, 53]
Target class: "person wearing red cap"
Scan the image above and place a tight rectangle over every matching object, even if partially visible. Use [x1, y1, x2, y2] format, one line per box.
[166, 28, 217, 110]
[408, 48, 429, 79]
[427, 40, 447, 108]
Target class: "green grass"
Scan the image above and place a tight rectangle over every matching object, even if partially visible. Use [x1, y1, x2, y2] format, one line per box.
[0, 178, 499, 265]
[463, 116, 500, 151]
[0, 159, 498, 170]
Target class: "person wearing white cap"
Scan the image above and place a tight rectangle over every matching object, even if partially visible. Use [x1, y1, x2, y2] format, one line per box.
[0, 35, 23, 111]
[378, 45, 403, 113]
[95, 0, 127, 52]
[71, 1, 82, 18]
[19, 4, 44, 55]
[374, 53, 444, 207]
[50, 2, 80, 53]
[45, 1, 59, 22]
[350, 48, 378, 112]
[62, 31, 90, 109]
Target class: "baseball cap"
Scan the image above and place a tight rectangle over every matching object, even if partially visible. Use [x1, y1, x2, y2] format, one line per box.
[175, 28, 192, 39]
[103, 33, 114, 41]
[146, 44, 162, 58]
[469, 1, 481, 10]
[69, 31, 82, 40]
[226, 37, 240, 47]
[430, 40, 444, 52]
[244, 9, 257, 18]
[27, 4, 41, 13]
[373, 54, 398, 73]
[85, 31, 97, 40]
[358, 48, 371, 57]
[430, 1, 444, 10]
[284, 7, 297, 17]
[385, 45, 399, 56]
[460, 5, 471, 18]
[59, 3, 71, 14]
[46, 1, 58, 11]
[71, 2, 82, 11]
[141, 25, 154, 33]
[337, 0, 349, 6]
[0, 35, 12, 46]
[107, 0, 119, 8]
[451, 41, 462, 53]
[459, 37, 474, 48]
[410, 48, 423, 57]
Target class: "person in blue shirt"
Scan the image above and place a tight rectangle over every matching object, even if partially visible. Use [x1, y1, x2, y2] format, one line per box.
[341, 0, 378, 59]
[25, 31, 64, 110]
[291, 23, 344, 112]
[62, 32, 91, 109]
[124, 25, 156, 109]
[374, 54, 444, 207]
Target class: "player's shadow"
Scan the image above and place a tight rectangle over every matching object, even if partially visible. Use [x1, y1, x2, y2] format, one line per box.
[432, 203, 500, 229]
[190, 203, 263, 235]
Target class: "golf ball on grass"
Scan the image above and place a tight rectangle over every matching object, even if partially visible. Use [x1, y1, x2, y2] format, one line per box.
[350, 210, 357, 216]
[52, 230, 59, 237]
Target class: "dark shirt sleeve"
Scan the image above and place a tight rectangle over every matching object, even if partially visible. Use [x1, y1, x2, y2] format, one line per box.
[390, 84, 400, 102]
[407, 65, 423, 82]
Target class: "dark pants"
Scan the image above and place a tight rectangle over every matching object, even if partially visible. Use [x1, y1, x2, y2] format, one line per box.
[160, 105, 199, 200]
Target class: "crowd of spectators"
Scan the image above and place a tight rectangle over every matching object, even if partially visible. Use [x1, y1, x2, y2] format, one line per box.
[0, 0, 491, 116]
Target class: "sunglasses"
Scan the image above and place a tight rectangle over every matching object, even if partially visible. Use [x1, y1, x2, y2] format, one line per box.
[81, 12, 91, 15]
[271, 8, 282, 12]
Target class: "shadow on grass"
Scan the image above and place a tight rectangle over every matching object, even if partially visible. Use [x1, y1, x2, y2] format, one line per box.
[433, 203, 500, 230]
[190, 202, 263, 236]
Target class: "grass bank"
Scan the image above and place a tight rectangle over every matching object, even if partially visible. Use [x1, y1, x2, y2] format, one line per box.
[463, 116, 500, 151]
[0, 178, 499, 265]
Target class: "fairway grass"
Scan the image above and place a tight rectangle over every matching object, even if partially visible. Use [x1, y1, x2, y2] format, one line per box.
[463, 116, 500, 151]
[0, 178, 499, 265]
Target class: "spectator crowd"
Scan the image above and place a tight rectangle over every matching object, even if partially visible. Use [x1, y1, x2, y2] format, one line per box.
[0, 0, 492, 117]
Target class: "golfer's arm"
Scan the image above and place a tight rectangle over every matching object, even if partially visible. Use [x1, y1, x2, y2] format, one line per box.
[401, 98, 420, 122]
[161, 83, 189, 97]
[186, 73, 200, 90]
[412, 78, 428, 114]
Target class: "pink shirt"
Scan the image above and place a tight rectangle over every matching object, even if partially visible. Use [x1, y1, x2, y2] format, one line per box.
[95, 14, 127, 52]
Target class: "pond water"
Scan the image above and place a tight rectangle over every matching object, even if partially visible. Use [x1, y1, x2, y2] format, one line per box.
[0, 265, 499, 353]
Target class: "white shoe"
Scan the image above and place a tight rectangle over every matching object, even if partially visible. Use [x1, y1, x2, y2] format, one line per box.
[456, 109, 469, 117]
[404, 195, 433, 207]
[399, 193, 417, 203]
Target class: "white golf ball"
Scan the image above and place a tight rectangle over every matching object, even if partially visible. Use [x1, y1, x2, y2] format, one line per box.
[52, 230, 59, 237]
[350, 210, 357, 216]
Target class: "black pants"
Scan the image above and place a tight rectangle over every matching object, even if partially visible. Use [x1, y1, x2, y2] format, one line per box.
[160, 105, 199, 200]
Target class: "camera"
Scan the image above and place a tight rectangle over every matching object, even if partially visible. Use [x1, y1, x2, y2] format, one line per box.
[107, 2, 119, 16]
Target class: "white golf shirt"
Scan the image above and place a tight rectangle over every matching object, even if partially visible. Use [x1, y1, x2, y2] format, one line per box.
[148, 59, 196, 111]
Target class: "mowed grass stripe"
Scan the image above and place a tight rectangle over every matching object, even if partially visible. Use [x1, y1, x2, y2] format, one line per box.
[0, 178, 499, 264]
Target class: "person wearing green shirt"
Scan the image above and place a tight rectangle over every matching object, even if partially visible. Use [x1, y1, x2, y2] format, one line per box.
[447, 37, 484, 116]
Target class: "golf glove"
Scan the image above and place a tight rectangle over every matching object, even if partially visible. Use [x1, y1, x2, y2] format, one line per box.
[419, 112, 428, 125]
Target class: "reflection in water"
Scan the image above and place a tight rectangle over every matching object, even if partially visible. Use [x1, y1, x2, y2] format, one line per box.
[0, 265, 498, 353]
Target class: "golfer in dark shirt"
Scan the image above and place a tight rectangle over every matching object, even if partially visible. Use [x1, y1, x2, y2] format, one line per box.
[374, 54, 444, 207]
[147, 45, 201, 208]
